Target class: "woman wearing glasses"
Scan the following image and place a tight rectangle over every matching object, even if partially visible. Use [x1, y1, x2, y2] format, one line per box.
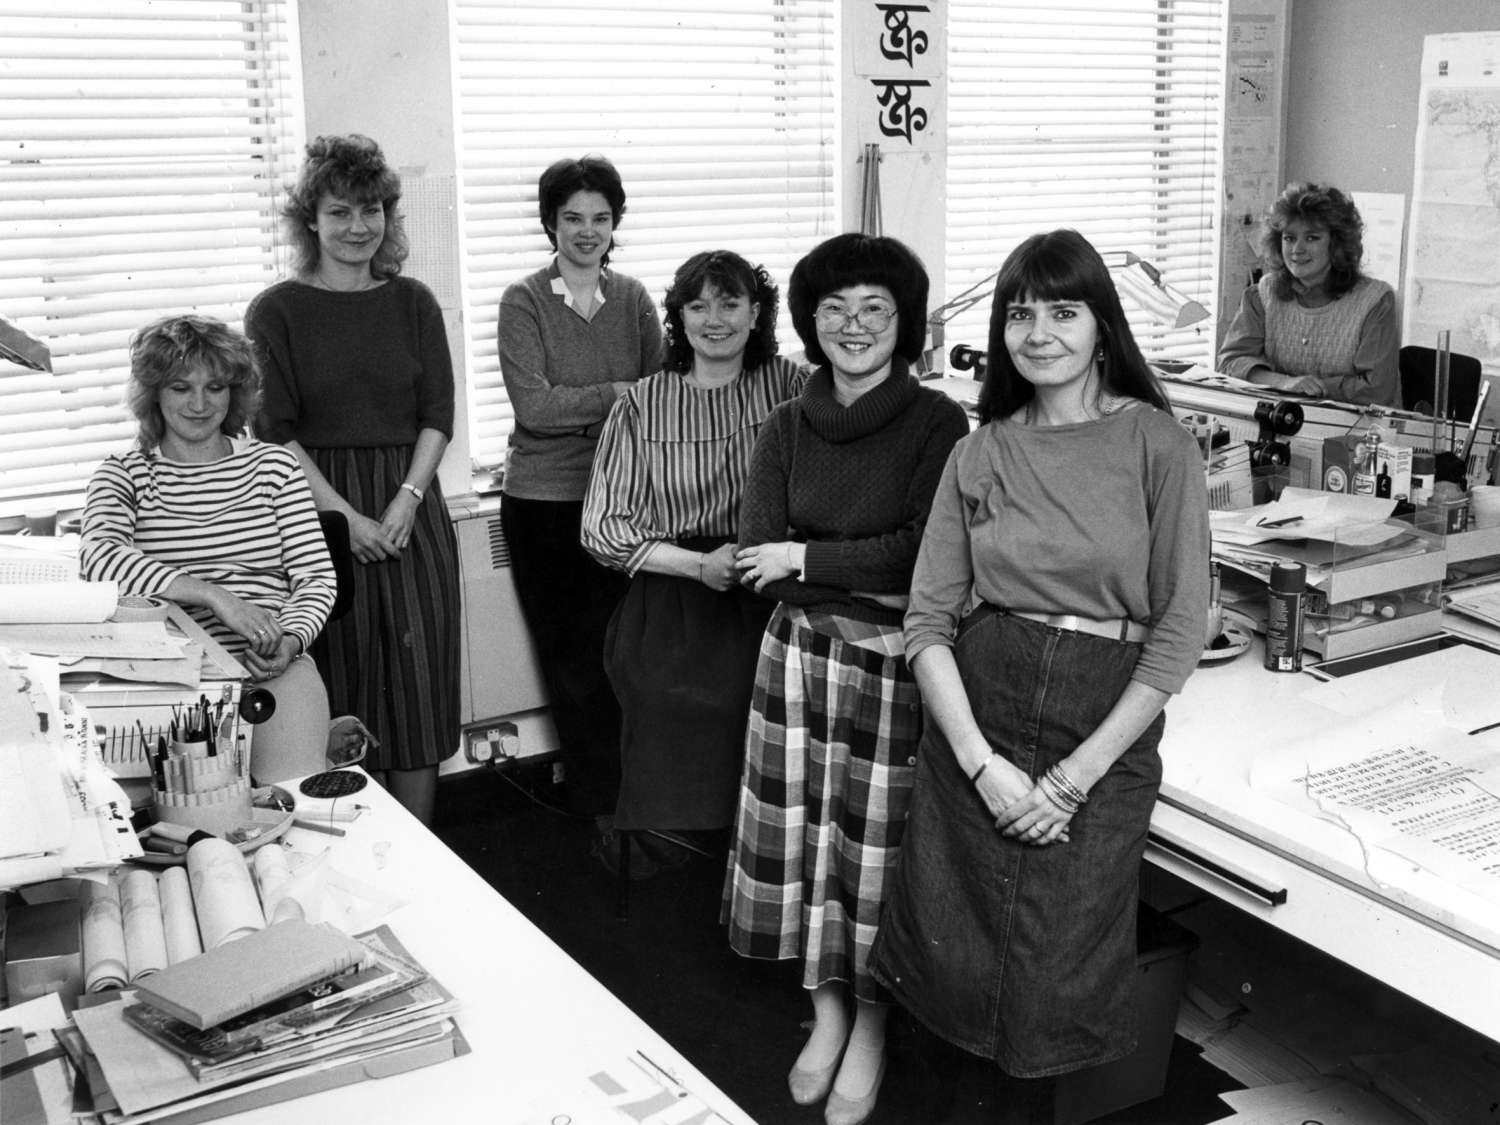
[723, 233, 968, 1125]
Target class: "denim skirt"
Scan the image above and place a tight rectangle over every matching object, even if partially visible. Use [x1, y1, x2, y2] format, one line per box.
[869, 606, 1163, 1077]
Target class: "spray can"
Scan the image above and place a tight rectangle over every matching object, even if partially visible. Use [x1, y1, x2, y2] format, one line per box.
[1264, 561, 1306, 673]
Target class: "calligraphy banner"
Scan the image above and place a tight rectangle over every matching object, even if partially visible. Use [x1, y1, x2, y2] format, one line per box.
[852, 1, 945, 153]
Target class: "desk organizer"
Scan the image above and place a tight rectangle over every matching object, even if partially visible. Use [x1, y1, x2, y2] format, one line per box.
[151, 722, 254, 837]
[1215, 518, 1447, 661]
[1303, 522, 1445, 660]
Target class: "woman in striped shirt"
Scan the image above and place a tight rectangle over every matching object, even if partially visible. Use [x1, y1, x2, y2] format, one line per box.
[82, 315, 337, 784]
[581, 250, 804, 869]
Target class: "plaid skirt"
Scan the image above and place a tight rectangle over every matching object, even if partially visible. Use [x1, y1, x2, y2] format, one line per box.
[721, 604, 921, 1002]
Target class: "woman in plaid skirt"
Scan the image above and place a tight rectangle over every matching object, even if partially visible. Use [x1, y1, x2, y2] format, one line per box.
[722, 233, 968, 1125]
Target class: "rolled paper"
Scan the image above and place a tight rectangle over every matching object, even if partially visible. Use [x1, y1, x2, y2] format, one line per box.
[81, 878, 128, 992]
[158, 866, 202, 965]
[186, 837, 265, 949]
[121, 868, 169, 983]
[253, 843, 304, 924]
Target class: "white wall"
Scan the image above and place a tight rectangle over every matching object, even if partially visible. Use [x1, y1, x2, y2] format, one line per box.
[297, 0, 472, 500]
[1283, 0, 1496, 193]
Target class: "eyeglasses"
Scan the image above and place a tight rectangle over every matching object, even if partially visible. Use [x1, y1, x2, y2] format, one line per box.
[813, 302, 896, 334]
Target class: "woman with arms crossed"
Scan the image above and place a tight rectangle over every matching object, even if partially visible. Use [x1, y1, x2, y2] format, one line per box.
[82, 315, 336, 784]
[1218, 181, 1399, 407]
[871, 230, 1210, 1122]
[498, 155, 663, 852]
[581, 250, 803, 870]
[246, 134, 461, 824]
[723, 234, 968, 1125]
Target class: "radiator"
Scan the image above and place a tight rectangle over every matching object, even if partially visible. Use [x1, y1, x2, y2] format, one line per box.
[450, 500, 555, 765]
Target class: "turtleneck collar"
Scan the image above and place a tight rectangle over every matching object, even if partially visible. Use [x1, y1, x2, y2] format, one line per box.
[799, 358, 918, 444]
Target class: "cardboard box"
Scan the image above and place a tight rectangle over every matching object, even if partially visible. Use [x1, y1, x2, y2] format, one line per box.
[1376, 441, 1413, 502]
[4, 896, 83, 1006]
[1053, 906, 1197, 1125]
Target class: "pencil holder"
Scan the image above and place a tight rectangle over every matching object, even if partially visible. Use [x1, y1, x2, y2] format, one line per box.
[154, 778, 254, 837]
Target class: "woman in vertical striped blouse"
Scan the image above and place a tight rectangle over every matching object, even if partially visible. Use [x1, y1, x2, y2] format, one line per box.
[82, 315, 336, 783]
[581, 250, 804, 861]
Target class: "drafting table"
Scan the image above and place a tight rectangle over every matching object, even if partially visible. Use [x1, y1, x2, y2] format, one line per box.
[211, 774, 754, 1125]
[1148, 634, 1500, 1043]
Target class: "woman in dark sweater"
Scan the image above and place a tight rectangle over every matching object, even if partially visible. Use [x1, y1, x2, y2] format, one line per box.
[246, 135, 461, 824]
[722, 233, 968, 1125]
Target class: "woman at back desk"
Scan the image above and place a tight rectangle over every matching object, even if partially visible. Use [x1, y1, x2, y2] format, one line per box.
[1218, 182, 1399, 408]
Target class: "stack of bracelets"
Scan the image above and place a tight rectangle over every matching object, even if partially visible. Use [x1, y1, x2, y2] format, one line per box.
[1039, 763, 1089, 815]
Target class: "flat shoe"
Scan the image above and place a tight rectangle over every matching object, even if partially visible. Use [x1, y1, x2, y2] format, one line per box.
[824, 1056, 887, 1125]
[788, 1053, 841, 1106]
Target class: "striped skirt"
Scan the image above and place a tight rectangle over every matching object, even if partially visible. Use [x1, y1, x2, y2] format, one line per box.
[310, 445, 461, 772]
[721, 604, 921, 1002]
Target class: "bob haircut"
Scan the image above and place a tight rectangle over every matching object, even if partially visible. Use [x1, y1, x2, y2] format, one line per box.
[282, 134, 408, 280]
[661, 250, 779, 374]
[1258, 182, 1365, 301]
[787, 233, 928, 368]
[127, 315, 262, 452]
[979, 229, 1169, 424]
[537, 155, 627, 267]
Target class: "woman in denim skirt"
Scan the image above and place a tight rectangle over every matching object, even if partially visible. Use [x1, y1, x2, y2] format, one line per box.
[870, 230, 1210, 1119]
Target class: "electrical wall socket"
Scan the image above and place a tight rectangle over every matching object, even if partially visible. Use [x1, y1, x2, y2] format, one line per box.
[463, 720, 520, 765]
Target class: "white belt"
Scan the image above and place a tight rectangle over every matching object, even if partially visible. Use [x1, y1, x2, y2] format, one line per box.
[1007, 609, 1149, 644]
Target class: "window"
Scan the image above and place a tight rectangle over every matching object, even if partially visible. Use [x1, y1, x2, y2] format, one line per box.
[0, 0, 303, 509]
[451, 0, 837, 475]
[942, 1, 1225, 362]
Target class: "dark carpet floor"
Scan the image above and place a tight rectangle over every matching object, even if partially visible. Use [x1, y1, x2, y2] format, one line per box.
[432, 762, 1242, 1125]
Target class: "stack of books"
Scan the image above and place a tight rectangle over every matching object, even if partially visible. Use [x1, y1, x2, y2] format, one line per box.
[61, 919, 466, 1124]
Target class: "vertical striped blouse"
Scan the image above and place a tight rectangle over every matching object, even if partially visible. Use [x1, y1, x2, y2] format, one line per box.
[581, 357, 806, 574]
[81, 439, 336, 654]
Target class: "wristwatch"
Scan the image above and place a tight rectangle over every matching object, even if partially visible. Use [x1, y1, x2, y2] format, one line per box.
[400, 482, 423, 501]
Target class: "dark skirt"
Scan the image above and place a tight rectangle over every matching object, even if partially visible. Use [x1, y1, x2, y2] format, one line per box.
[870, 606, 1163, 1077]
[606, 547, 772, 832]
[721, 605, 920, 1002]
[310, 445, 461, 772]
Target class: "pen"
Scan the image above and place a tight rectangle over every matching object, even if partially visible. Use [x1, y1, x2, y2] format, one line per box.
[1460, 381, 1490, 464]
[292, 817, 346, 837]
[1256, 515, 1303, 528]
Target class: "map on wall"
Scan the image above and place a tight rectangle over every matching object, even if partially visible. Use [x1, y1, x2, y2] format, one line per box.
[1404, 32, 1500, 377]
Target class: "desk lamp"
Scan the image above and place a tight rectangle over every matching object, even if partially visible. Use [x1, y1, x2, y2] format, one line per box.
[923, 251, 1210, 376]
[0, 313, 51, 373]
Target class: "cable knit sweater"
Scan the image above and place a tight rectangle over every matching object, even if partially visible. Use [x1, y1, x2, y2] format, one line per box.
[737, 361, 970, 627]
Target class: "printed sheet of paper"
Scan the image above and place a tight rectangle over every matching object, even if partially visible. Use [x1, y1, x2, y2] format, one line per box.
[1252, 702, 1500, 900]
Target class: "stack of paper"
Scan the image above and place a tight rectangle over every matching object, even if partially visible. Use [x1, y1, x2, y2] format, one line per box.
[0, 537, 118, 624]
[0, 649, 140, 891]
[62, 923, 466, 1124]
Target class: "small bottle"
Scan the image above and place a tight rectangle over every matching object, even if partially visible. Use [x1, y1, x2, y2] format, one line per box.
[1264, 561, 1306, 673]
[1410, 451, 1436, 507]
[1351, 438, 1377, 496]
[1375, 460, 1392, 499]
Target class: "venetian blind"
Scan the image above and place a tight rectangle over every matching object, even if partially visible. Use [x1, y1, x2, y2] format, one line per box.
[0, 0, 303, 510]
[942, 1, 1226, 365]
[451, 0, 837, 475]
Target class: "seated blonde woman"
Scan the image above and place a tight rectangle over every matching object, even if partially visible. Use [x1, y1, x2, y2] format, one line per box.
[82, 314, 337, 783]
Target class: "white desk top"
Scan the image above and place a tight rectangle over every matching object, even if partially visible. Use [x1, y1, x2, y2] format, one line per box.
[1155, 632, 1500, 1040]
[211, 775, 753, 1125]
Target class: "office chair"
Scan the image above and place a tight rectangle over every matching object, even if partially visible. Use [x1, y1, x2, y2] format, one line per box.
[1399, 345, 1483, 421]
[316, 510, 356, 623]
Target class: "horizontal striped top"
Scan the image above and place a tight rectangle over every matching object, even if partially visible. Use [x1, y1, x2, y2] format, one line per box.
[81, 439, 336, 654]
[581, 357, 806, 574]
